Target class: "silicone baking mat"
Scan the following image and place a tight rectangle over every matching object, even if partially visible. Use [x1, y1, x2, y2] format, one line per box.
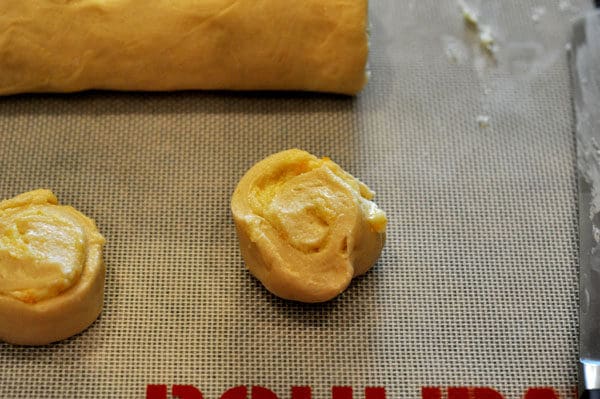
[0, 0, 590, 398]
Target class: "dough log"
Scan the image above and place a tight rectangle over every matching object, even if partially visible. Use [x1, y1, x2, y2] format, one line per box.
[0, 190, 105, 345]
[231, 149, 386, 303]
[1, 0, 369, 95]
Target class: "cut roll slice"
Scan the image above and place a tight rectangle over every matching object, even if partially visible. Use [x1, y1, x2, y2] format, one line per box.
[0, 190, 105, 345]
[231, 149, 386, 303]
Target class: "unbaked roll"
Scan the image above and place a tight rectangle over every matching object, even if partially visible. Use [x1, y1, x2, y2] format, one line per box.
[231, 149, 386, 303]
[0, 190, 105, 345]
[0, 0, 369, 95]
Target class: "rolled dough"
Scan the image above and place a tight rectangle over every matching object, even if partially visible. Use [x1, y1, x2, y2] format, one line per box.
[0, 0, 368, 95]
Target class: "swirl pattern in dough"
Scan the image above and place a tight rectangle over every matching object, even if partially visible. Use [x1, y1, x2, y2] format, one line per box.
[231, 149, 386, 303]
[0, 190, 105, 345]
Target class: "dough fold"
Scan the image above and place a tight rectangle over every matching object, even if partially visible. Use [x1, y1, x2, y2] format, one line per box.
[231, 149, 386, 303]
[0, 190, 105, 345]
[0, 0, 368, 95]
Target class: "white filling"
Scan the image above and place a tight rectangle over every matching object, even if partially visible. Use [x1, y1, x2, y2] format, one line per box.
[0, 206, 86, 303]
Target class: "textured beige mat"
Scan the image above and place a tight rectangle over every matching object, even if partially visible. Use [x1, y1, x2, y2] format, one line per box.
[0, 0, 589, 398]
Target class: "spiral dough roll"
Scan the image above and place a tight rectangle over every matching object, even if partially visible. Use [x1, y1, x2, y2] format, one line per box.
[231, 149, 386, 303]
